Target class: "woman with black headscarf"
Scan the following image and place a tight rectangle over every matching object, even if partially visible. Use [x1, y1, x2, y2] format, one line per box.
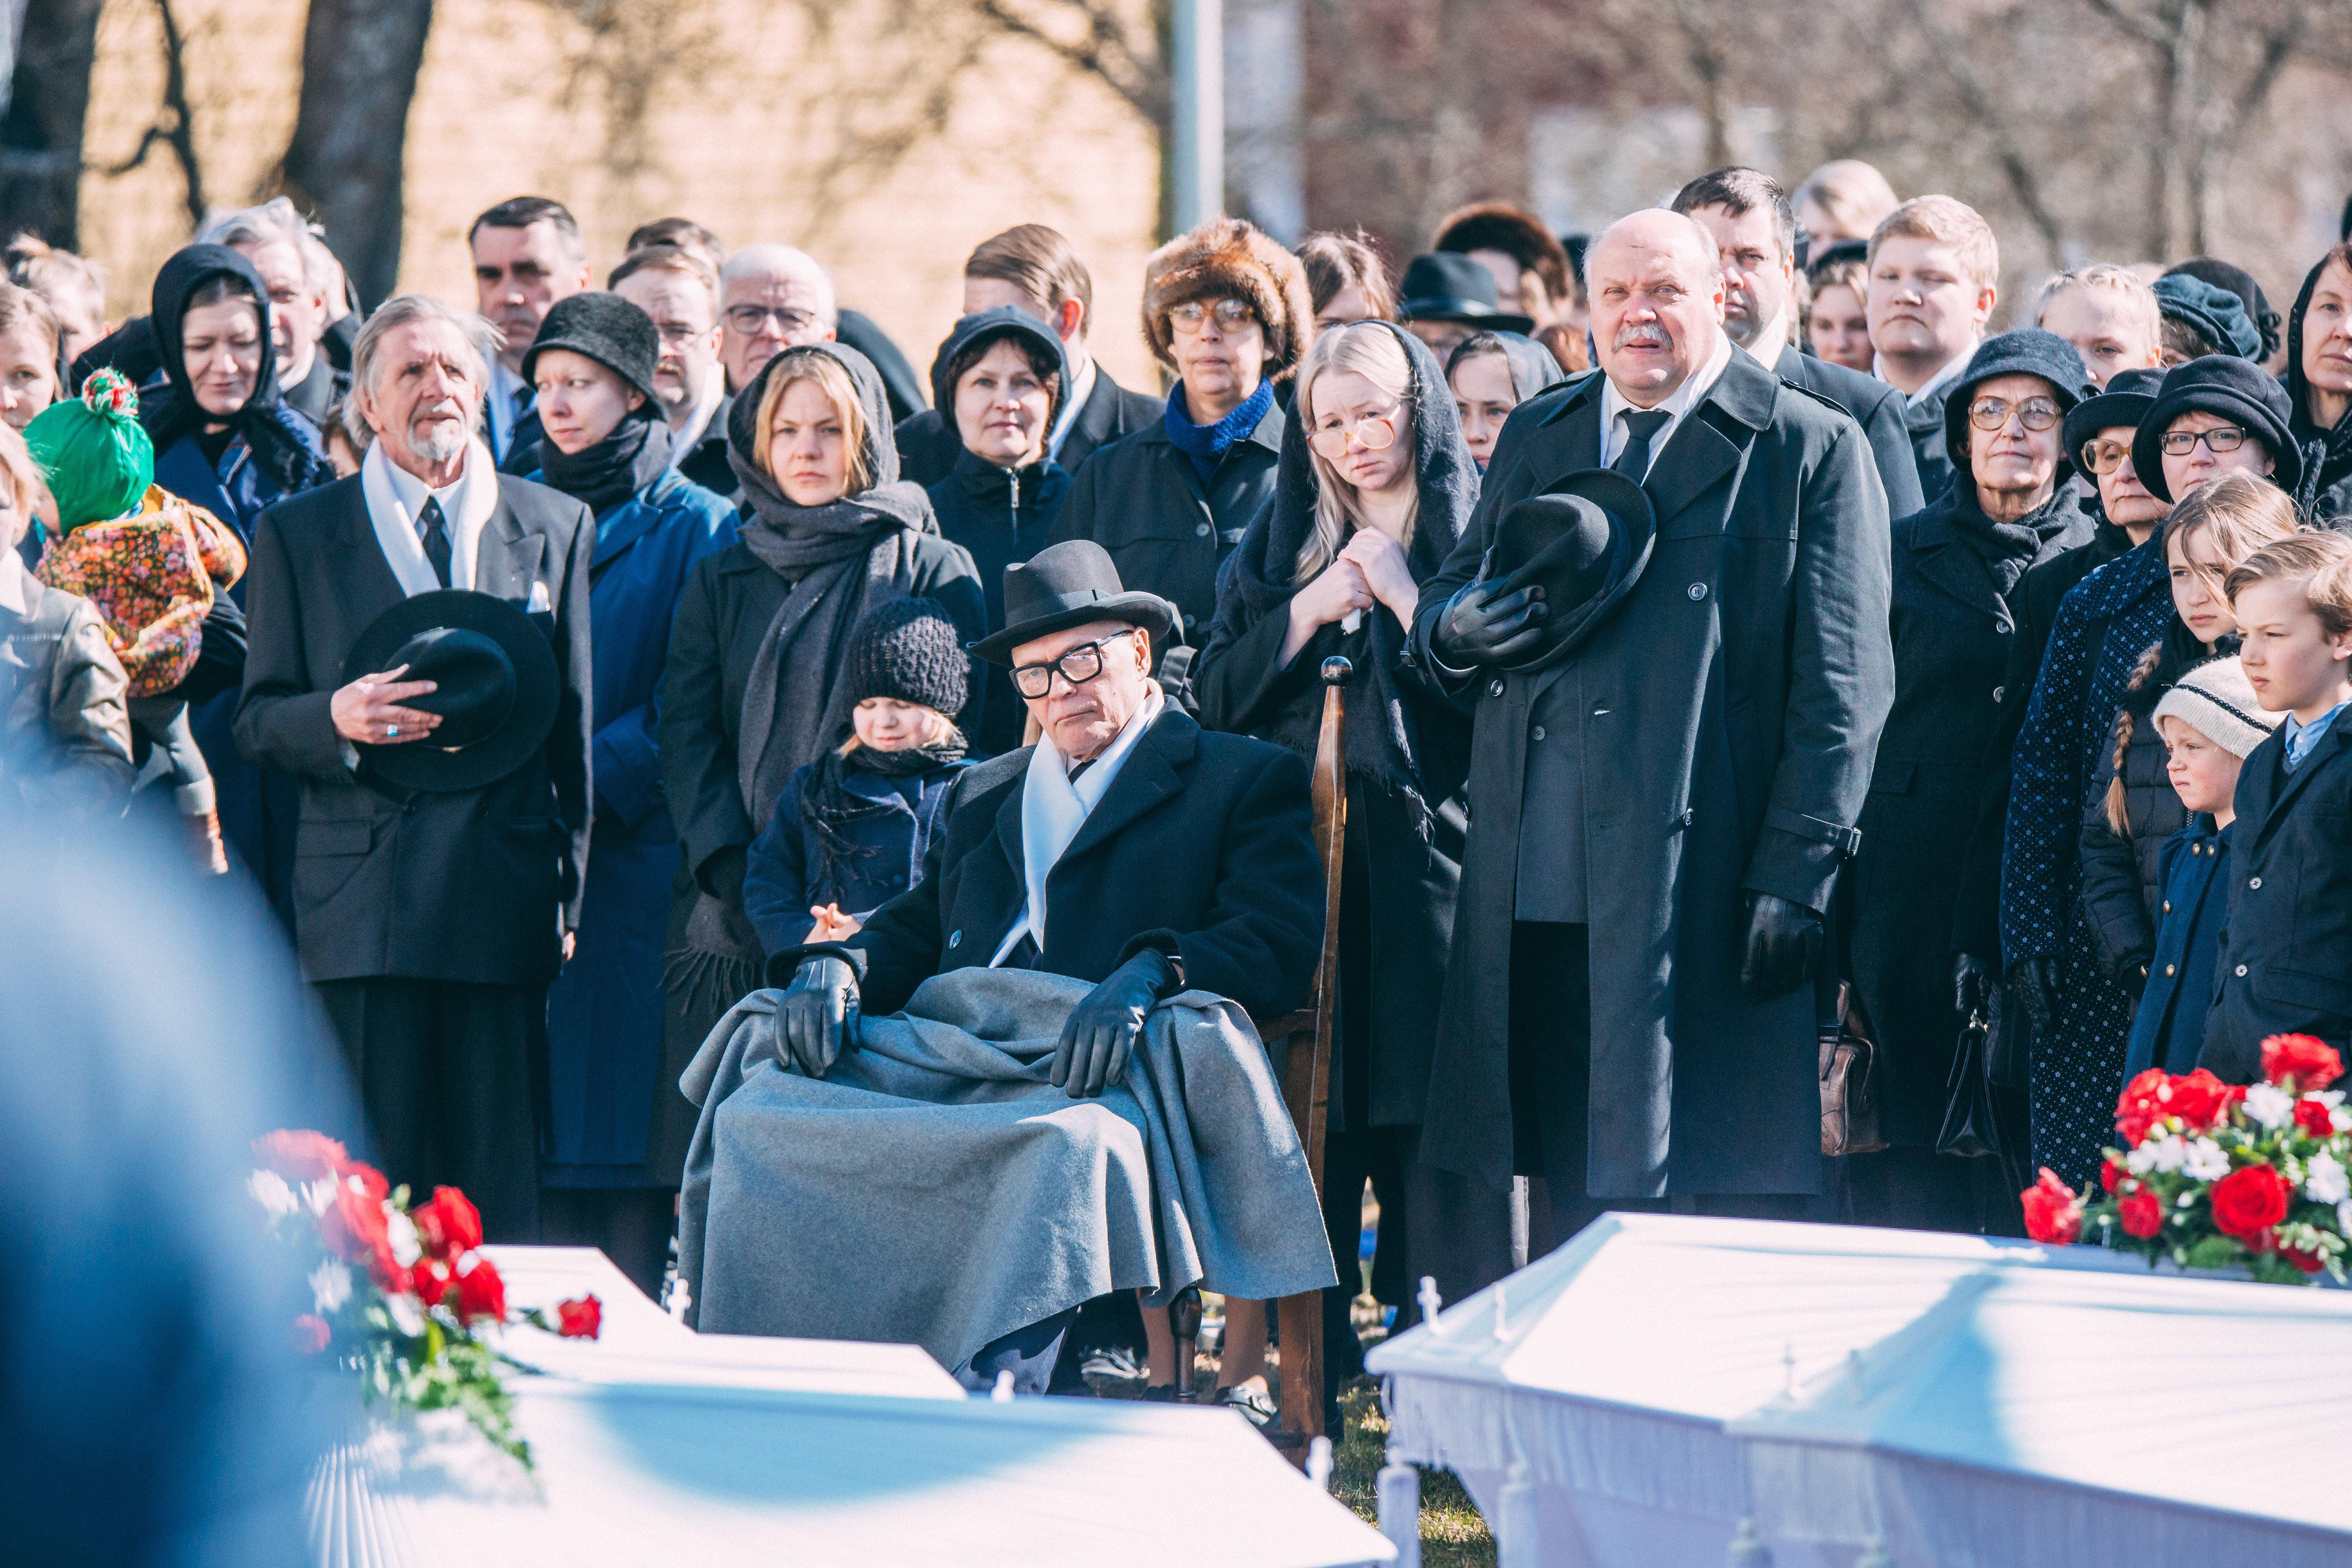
[1444, 330, 1561, 472]
[525, 291, 737, 1296]
[655, 342, 984, 1180]
[1198, 318, 1506, 1423]
[2285, 241, 2352, 525]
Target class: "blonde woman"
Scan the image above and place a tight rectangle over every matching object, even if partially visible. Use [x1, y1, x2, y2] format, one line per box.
[656, 342, 983, 1174]
[1197, 320, 1506, 1426]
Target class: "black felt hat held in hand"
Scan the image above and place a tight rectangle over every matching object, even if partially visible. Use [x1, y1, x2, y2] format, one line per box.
[343, 589, 561, 792]
[1481, 467, 1657, 674]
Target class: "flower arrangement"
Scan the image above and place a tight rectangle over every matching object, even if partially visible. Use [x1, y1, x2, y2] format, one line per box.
[249, 1130, 602, 1464]
[2022, 1035, 2352, 1285]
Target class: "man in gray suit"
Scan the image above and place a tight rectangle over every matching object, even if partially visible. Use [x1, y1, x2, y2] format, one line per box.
[1674, 166, 1926, 520]
[235, 294, 593, 1240]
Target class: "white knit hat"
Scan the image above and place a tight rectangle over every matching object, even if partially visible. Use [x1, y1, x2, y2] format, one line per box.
[2152, 656, 2281, 759]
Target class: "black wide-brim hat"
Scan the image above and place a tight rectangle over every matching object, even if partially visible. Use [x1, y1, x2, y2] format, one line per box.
[969, 539, 1181, 666]
[2130, 354, 2304, 504]
[2061, 365, 2166, 464]
[1397, 252, 1536, 335]
[343, 589, 560, 793]
[1482, 467, 1657, 675]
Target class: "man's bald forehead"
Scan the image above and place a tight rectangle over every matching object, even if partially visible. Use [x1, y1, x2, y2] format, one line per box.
[1590, 209, 1722, 280]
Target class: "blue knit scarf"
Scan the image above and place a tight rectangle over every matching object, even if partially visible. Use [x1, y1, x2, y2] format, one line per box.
[1165, 379, 1275, 485]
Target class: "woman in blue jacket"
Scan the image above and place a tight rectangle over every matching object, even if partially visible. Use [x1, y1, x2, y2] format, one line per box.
[528, 293, 736, 1296]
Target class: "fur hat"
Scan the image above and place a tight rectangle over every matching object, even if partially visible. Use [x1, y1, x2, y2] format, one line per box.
[2154, 655, 2279, 761]
[1140, 217, 1315, 382]
[844, 596, 968, 719]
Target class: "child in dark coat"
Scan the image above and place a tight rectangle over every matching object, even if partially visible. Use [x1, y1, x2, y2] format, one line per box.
[742, 597, 972, 957]
[2202, 533, 2352, 1080]
[2120, 656, 2279, 1078]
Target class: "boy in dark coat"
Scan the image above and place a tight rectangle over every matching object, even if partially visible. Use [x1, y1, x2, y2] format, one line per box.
[743, 597, 971, 954]
[2204, 533, 2352, 1078]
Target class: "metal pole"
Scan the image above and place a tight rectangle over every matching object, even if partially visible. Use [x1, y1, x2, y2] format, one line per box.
[1169, 0, 1224, 232]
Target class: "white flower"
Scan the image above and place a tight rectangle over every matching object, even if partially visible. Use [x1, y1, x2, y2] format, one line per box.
[310, 1259, 353, 1314]
[385, 1209, 422, 1267]
[2339, 1199, 2352, 1235]
[307, 1177, 340, 1215]
[2244, 1084, 2295, 1130]
[2311, 1153, 2352, 1206]
[2334, 1107, 2352, 1136]
[246, 1169, 299, 1219]
[384, 1291, 426, 1337]
[2183, 1138, 2232, 1181]
[2148, 1136, 2189, 1175]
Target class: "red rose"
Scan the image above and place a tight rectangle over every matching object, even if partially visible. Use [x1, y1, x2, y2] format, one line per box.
[291, 1314, 332, 1354]
[2118, 1187, 2164, 1239]
[556, 1295, 603, 1340]
[453, 1254, 507, 1323]
[342, 1164, 389, 1204]
[2209, 1163, 2292, 1240]
[2260, 1035, 2344, 1092]
[413, 1187, 482, 1258]
[321, 1182, 389, 1267]
[2294, 1099, 2339, 1139]
[2164, 1069, 2234, 1132]
[2100, 1159, 2125, 1194]
[2022, 1168, 2083, 1245]
[409, 1255, 454, 1309]
[252, 1130, 349, 1182]
[2115, 1069, 2170, 1144]
[2281, 1242, 2327, 1274]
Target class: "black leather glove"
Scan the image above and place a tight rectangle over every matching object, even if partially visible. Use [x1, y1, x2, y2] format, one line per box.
[1054, 949, 1176, 1099]
[1434, 581, 1550, 669]
[1739, 892, 1824, 999]
[1953, 953, 1994, 1020]
[2003, 955, 2059, 1037]
[776, 955, 860, 1078]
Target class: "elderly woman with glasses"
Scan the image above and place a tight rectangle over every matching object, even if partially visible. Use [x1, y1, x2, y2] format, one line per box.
[1844, 330, 2096, 1231]
[1047, 218, 1314, 693]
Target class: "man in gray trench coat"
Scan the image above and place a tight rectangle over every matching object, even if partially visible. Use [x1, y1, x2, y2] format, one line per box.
[1408, 209, 1894, 1243]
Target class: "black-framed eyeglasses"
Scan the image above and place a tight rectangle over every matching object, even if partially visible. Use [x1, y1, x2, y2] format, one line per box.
[726, 304, 820, 336]
[1011, 631, 1137, 698]
[2158, 425, 2252, 456]
[2079, 438, 2133, 475]
[1968, 396, 2061, 432]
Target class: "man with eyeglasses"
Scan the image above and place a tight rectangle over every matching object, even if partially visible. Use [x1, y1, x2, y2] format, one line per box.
[2131, 354, 2307, 509]
[757, 539, 1323, 1393]
[610, 243, 732, 494]
[717, 244, 838, 397]
[469, 196, 592, 476]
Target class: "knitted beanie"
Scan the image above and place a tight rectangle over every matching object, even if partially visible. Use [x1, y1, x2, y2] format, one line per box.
[26, 369, 154, 531]
[521, 292, 662, 409]
[843, 596, 969, 718]
[2152, 655, 2280, 760]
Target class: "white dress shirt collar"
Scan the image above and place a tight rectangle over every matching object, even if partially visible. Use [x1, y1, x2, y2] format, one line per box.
[361, 437, 500, 596]
[1598, 327, 1735, 478]
[1046, 352, 1098, 462]
[1875, 345, 1972, 410]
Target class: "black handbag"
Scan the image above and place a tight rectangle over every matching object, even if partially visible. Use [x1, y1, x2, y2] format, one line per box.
[1936, 1010, 2002, 1157]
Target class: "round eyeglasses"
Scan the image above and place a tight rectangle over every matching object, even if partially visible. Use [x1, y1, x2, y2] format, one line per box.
[2078, 438, 2133, 475]
[1011, 631, 1138, 699]
[1168, 299, 1258, 335]
[1968, 396, 2061, 433]
[1307, 409, 1400, 458]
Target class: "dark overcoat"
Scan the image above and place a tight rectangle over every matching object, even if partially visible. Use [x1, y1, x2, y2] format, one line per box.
[542, 468, 736, 1185]
[1847, 483, 2091, 1146]
[1407, 351, 1894, 1195]
[1902, 379, 1956, 506]
[929, 449, 1071, 757]
[2203, 723, 2352, 1079]
[741, 757, 967, 954]
[231, 474, 594, 985]
[1773, 343, 1926, 520]
[897, 366, 1164, 490]
[783, 706, 1324, 1026]
[1046, 402, 1284, 647]
[2122, 818, 2227, 1080]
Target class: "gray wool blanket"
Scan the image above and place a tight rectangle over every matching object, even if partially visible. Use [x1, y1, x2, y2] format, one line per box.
[676, 966, 1337, 1374]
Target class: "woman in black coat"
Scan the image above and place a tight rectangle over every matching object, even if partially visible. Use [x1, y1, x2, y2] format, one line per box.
[2285, 241, 2352, 524]
[1847, 330, 2094, 1231]
[923, 306, 1072, 757]
[654, 342, 986, 1179]
[1197, 319, 1501, 1414]
[2077, 471, 2299, 995]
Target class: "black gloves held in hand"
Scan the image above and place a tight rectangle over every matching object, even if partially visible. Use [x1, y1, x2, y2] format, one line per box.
[1953, 952, 1995, 1020]
[1434, 581, 1550, 668]
[777, 955, 860, 1078]
[2004, 955, 2059, 1037]
[1054, 948, 1178, 1099]
[1739, 892, 1824, 999]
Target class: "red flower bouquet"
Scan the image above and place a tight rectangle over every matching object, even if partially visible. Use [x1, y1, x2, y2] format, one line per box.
[2021, 1037, 2352, 1285]
[248, 1131, 602, 1464]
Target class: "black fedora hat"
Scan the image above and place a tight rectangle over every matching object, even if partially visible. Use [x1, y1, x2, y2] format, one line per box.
[969, 540, 1181, 666]
[1483, 468, 1657, 673]
[1398, 253, 1536, 335]
[342, 589, 560, 792]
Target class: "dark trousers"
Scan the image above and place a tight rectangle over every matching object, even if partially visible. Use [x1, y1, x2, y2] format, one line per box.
[959, 1306, 1079, 1396]
[314, 977, 546, 1242]
[539, 1186, 675, 1300]
[1509, 922, 1816, 1245]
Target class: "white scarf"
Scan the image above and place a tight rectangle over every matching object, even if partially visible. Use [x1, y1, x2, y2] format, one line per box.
[361, 436, 500, 597]
[991, 685, 1165, 967]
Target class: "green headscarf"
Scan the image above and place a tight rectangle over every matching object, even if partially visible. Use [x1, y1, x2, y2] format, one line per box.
[27, 368, 156, 531]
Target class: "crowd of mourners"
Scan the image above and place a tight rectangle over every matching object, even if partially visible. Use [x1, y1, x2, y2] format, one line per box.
[5, 154, 2352, 1418]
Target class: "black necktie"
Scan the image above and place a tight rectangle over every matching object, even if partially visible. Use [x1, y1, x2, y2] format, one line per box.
[1612, 408, 1671, 483]
[418, 497, 452, 589]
